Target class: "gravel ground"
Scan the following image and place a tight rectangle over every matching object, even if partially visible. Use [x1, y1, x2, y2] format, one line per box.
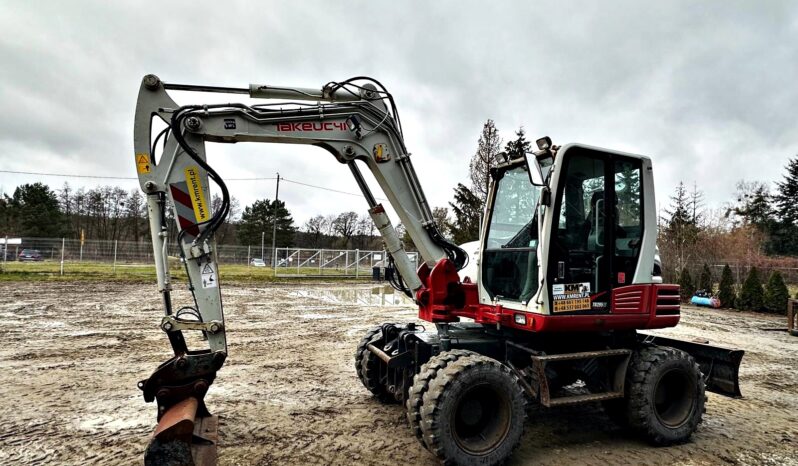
[0, 281, 796, 465]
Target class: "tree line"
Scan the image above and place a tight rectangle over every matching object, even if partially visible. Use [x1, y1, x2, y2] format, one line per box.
[2, 119, 798, 315]
[658, 156, 798, 313]
[0, 182, 385, 250]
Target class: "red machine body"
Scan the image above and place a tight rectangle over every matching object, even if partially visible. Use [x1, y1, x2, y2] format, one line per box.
[416, 259, 680, 333]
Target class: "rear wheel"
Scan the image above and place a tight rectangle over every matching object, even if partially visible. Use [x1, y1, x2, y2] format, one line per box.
[626, 346, 706, 445]
[419, 355, 527, 466]
[354, 324, 395, 403]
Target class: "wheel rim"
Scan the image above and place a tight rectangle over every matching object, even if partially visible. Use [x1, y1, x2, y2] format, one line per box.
[653, 368, 695, 428]
[451, 382, 511, 455]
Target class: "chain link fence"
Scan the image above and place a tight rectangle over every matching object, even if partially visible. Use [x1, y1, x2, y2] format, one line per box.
[0, 237, 411, 280]
[273, 247, 418, 278]
[669, 259, 798, 290]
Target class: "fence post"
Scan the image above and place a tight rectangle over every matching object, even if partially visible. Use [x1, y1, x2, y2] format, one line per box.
[60, 237, 65, 276]
[247, 245, 251, 266]
[356, 249, 360, 278]
[113, 240, 118, 273]
[319, 249, 323, 275]
[3, 235, 7, 265]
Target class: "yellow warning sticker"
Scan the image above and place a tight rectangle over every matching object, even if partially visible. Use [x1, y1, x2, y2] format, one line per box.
[184, 166, 209, 222]
[553, 297, 591, 313]
[136, 153, 151, 174]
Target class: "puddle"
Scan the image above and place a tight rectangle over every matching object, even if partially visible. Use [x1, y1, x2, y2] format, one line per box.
[289, 285, 413, 306]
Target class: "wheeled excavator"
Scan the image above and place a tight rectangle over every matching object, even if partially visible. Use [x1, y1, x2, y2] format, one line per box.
[133, 74, 744, 466]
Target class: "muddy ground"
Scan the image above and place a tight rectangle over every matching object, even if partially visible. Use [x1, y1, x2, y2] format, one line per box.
[0, 281, 796, 465]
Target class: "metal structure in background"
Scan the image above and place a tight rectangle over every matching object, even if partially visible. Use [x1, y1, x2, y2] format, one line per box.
[271, 173, 280, 268]
[5, 238, 797, 285]
[273, 247, 418, 278]
[1, 238, 412, 280]
[789, 300, 798, 337]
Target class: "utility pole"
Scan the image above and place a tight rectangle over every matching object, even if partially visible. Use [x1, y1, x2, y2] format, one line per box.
[272, 172, 280, 268]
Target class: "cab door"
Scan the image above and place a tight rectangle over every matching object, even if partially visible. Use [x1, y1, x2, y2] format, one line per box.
[545, 147, 645, 315]
[546, 147, 611, 314]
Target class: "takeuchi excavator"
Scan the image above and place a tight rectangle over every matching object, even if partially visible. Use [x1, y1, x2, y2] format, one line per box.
[133, 74, 744, 466]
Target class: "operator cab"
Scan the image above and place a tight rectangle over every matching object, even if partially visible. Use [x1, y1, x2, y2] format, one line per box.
[481, 141, 652, 316]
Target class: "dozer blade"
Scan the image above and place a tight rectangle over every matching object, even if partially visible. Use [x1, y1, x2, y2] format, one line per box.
[144, 397, 218, 466]
[639, 333, 745, 398]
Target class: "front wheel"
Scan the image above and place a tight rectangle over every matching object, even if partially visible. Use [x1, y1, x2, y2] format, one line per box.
[626, 346, 706, 445]
[419, 354, 527, 466]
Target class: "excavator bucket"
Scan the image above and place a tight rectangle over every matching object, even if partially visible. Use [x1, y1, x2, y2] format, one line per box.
[144, 397, 218, 466]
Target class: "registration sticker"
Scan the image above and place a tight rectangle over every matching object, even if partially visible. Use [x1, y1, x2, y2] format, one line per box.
[552, 282, 592, 313]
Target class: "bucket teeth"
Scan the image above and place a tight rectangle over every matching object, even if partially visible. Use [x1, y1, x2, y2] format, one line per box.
[145, 397, 218, 466]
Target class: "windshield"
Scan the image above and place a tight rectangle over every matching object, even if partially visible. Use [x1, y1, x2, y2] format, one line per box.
[486, 166, 541, 249]
[482, 165, 542, 303]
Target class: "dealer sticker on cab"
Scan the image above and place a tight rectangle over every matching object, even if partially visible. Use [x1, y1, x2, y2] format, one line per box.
[552, 282, 591, 312]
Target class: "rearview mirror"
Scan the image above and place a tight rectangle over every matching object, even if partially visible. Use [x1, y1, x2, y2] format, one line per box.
[523, 152, 546, 186]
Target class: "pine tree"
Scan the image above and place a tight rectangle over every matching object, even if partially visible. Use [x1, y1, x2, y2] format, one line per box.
[8, 183, 65, 237]
[448, 183, 482, 244]
[763, 271, 789, 314]
[698, 263, 713, 293]
[503, 127, 532, 160]
[773, 157, 798, 226]
[718, 264, 736, 308]
[731, 181, 773, 230]
[738, 267, 764, 311]
[679, 268, 695, 302]
[770, 157, 798, 254]
[237, 199, 296, 247]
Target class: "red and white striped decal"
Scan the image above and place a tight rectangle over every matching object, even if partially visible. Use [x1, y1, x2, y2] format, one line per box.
[170, 181, 201, 237]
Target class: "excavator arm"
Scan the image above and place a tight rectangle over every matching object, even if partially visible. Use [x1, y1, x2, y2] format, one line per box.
[132, 74, 465, 464]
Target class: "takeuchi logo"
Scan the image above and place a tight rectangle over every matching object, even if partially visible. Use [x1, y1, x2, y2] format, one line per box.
[276, 122, 348, 132]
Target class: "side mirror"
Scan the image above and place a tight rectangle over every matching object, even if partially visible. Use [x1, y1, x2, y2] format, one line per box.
[523, 152, 546, 186]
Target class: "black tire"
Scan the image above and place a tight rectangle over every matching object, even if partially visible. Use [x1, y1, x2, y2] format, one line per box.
[419, 355, 527, 466]
[355, 325, 382, 387]
[626, 346, 706, 445]
[406, 350, 478, 449]
[354, 324, 395, 403]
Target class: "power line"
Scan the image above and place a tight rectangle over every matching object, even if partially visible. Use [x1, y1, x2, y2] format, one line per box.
[282, 177, 386, 200]
[0, 169, 383, 200]
[0, 169, 136, 180]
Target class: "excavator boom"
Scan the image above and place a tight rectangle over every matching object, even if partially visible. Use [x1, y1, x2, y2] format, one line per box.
[133, 74, 464, 464]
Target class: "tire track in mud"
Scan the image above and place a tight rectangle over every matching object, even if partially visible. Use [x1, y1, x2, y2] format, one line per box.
[0, 282, 796, 465]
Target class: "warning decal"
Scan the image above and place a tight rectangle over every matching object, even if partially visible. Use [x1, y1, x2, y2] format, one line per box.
[169, 182, 200, 237]
[184, 166, 209, 222]
[552, 282, 592, 313]
[136, 153, 151, 174]
[201, 262, 218, 288]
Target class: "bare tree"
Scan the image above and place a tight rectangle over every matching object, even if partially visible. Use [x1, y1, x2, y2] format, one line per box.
[689, 181, 705, 226]
[303, 215, 329, 247]
[323, 213, 338, 237]
[332, 211, 359, 247]
[211, 194, 240, 244]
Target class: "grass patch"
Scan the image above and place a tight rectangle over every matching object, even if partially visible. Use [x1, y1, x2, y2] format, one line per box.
[0, 261, 372, 284]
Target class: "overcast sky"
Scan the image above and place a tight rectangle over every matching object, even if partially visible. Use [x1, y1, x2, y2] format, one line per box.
[1, 1, 796, 227]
